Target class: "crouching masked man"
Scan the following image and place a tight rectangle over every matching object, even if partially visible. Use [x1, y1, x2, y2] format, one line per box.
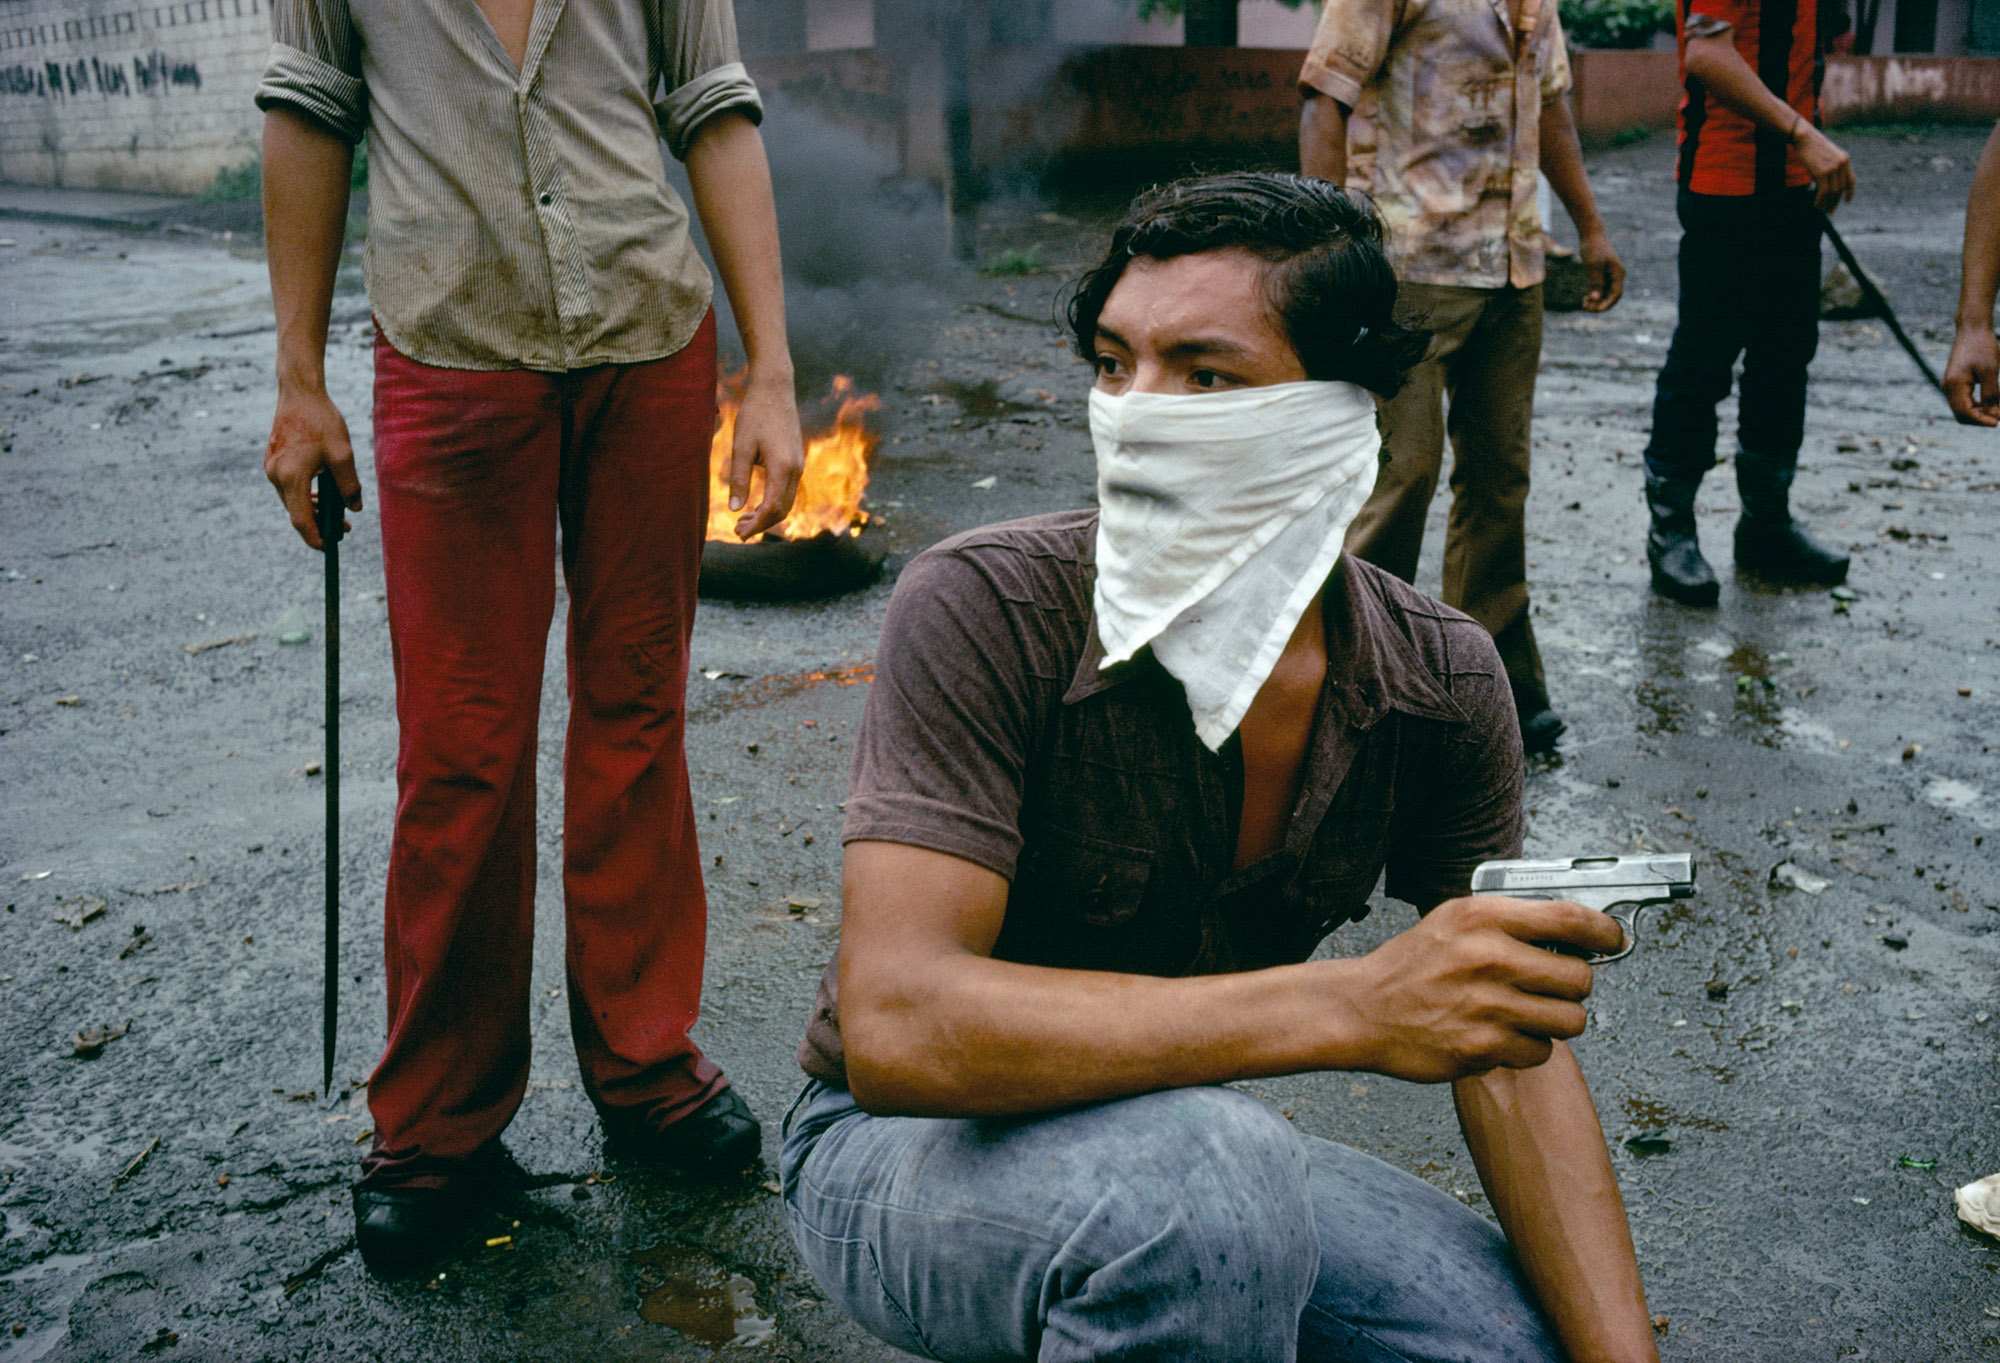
[779, 173, 1659, 1363]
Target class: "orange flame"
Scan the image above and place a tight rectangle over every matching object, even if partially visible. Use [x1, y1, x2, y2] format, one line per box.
[708, 375, 881, 541]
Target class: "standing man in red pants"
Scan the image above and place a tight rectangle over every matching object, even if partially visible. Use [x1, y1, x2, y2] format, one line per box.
[255, 0, 803, 1275]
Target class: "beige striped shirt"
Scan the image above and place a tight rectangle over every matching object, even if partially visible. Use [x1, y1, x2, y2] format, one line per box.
[256, 0, 761, 372]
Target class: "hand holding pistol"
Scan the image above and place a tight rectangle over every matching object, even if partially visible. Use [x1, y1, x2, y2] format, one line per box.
[1470, 854, 1697, 963]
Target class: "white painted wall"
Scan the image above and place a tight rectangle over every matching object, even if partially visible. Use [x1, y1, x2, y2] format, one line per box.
[0, 0, 270, 192]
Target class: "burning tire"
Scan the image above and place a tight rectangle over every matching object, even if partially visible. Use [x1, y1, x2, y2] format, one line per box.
[698, 529, 888, 601]
[701, 374, 886, 601]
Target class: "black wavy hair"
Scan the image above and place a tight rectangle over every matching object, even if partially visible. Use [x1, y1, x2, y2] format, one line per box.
[1063, 171, 1431, 398]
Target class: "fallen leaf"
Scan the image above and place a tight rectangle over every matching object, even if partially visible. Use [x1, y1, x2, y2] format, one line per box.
[304, 760, 323, 776]
[55, 695, 80, 707]
[788, 894, 823, 912]
[1880, 934, 1909, 950]
[55, 895, 107, 929]
[216, 1172, 231, 1188]
[72, 1018, 131, 1058]
[1899, 1155, 1937, 1170]
[970, 475, 997, 490]
[117, 927, 152, 959]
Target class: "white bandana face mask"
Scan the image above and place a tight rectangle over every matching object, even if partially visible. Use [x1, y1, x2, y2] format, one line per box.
[1089, 380, 1380, 751]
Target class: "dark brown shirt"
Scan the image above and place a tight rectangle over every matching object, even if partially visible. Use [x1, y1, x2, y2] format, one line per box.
[798, 510, 1525, 1087]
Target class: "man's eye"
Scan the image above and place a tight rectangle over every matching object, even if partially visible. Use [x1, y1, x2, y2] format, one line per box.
[1093, 354, 1120, 374]
[1191, 369, 1223, 388]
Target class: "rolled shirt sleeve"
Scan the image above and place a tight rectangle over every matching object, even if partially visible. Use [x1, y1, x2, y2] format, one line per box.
[1540, 15, 1573, 105]
[1299, 0, 1398, 109]
[254, 0, 367, 144]
[654, 0, 764, 159]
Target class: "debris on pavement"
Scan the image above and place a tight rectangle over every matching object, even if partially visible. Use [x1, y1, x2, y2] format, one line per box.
[183, 633, 256, 655]
[1625, 1130, 1673, 1157]
[275, 605, 310, 645]
[55, 895, 106, 928]
[71, 1018, 131, 1058]
[1770, 862, 1829, 894]
[111, 1135, 159, 1188]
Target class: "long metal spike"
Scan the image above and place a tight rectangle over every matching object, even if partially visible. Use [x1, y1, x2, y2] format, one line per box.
[317, 470, 343, 1101]
[1820, 213, 1948, 400]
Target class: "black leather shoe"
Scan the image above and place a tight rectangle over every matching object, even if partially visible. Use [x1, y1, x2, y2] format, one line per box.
[1734, 516, 1849, 586]
[353, 1184, 474, 1277]
[1519, 706, 1566, 756]
[603, 1087, 762, 1174]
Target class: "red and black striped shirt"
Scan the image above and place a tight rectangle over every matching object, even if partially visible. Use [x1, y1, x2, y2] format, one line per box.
[1676, 0, 1820, 195]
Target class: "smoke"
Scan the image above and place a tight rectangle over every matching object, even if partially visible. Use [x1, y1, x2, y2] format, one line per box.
[666, 89, 955, 394]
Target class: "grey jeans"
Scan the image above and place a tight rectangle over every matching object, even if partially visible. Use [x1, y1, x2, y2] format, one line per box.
[780, 1081, 1560, 1362]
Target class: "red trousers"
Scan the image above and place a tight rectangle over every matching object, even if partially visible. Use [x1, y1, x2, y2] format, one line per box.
[363, 314, 724, 1186]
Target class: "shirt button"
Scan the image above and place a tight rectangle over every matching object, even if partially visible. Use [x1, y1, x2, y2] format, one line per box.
[538, 191, 553, 206]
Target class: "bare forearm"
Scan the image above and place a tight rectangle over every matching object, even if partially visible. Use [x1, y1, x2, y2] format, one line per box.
[1684, 38, 1802, 135]
[1539, 98, 1606, 240]
[685, 111, 794, 389]
[843, 950, 1358, 1117]
[1454, 1046, 1657, 1363]
[1958, 120, 2000, 329]
[262, 108, 352, 395]
[1299, 93, 1350, 184]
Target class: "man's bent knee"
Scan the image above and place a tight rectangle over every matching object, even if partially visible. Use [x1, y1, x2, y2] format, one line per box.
[1036, 1089, 1319, 1362]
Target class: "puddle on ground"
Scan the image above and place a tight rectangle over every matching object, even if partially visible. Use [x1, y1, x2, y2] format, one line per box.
[631, 1242, 775, 1348]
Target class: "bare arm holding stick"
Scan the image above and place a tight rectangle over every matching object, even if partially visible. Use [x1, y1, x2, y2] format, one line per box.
[262, 106, 360, 551]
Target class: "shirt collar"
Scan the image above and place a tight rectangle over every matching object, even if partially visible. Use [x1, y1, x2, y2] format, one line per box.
[1063, 555, 1468, 732]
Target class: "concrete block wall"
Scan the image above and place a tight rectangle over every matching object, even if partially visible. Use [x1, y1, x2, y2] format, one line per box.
[0, 0, 270, 194]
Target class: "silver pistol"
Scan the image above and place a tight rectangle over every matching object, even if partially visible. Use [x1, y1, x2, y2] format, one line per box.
[1468, 854, 1696, 964]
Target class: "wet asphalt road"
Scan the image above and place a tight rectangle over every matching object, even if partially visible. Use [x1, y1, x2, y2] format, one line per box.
[2, 124, 1998, 1361]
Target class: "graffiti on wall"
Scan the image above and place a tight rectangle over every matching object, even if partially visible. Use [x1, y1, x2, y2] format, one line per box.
[2, 50, 201, 99]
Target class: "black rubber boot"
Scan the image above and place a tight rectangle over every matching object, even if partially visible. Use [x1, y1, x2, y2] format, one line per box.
[1733, 451, 1849, 586]
[1644, 473, 1720, 606]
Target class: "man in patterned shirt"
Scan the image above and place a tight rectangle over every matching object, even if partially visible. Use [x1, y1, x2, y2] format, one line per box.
[255, 0, 802, 1274]
[1299, 0, 1625, 754]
